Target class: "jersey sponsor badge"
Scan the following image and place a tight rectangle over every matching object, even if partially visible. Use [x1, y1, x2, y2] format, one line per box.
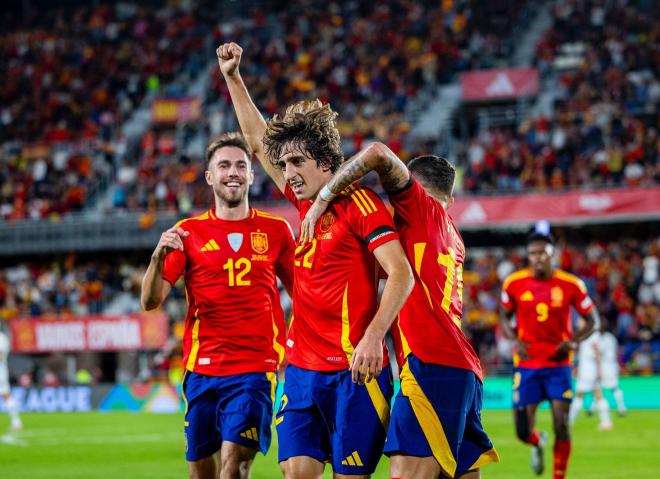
[521, 290, 535, 301]
[228, 233, 243, 252]
[251, 231, 269, 253]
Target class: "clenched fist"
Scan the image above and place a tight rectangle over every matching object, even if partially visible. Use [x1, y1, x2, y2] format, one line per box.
[217, 42, 243, 77]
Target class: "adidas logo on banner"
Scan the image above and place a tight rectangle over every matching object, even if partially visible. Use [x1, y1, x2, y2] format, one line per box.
[240, 427, 259, 441]
[486, 73, 515, 96]
[341, 451, 364, 467]
[200, 239, 220, 252]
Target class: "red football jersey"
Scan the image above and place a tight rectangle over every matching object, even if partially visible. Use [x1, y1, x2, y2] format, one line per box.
[501, 268, 594, 368]
[285, 184, 398, 371]
[387, 178, 483, 380]
[162, 208, 295, 376]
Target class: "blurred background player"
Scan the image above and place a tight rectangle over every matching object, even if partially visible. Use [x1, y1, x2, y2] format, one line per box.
[141, 132, 295, 479]
[0, 328, 22, 432]
[299, 144, 500, 479]
[597, 326, 628, 417]
[570, 321, 627, 430]
[217, 41, 414, 478]
[500, 232, 598, 479]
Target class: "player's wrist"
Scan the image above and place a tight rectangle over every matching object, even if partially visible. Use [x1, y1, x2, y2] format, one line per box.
[318, 185, 336, 202]
[151, 250, 166, 264]
[363, 324, 386, 342]
[223, 68, 240, 79]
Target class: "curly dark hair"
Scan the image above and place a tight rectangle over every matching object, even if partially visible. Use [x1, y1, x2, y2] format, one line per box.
[263, 100, 344, 172]
[205, 132, 251, 168]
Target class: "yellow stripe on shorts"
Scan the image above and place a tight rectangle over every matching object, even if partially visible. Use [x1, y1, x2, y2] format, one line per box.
[400, 361, 457, 477]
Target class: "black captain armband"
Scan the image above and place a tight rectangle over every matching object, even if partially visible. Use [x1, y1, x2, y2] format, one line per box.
[366, 226, 396, 245]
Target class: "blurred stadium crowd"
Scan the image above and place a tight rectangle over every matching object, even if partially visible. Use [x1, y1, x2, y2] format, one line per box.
[462, 0, 659, 193]
[2, 0, 532, 218]
[0, 0, 658, 385]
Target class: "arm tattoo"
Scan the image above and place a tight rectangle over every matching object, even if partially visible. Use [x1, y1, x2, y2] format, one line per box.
[379, 160, 406, 191]
[327, 155, 373, 194]
[327, 146, 409, 194]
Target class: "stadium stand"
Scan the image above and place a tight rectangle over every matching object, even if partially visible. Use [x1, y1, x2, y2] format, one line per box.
[0, 2, 209, 219]
[459, 0, 659, 193]
[2, 0, 532, 218]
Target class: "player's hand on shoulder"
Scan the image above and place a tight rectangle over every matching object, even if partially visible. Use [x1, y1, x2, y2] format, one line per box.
[216, 42, 243, 77]
[349, 331, 383, 385]
[299, 196, 330, 244]
[153, 226, 189, 261]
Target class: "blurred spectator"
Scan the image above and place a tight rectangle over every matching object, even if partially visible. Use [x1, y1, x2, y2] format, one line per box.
[0, 1, 210, 219]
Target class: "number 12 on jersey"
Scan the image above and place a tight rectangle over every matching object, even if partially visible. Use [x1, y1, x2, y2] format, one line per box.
[223, 258, 251, 286]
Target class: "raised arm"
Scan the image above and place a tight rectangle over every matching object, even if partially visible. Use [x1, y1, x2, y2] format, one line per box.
[217, 42, 286, 192]
[299, 142, 409, 243]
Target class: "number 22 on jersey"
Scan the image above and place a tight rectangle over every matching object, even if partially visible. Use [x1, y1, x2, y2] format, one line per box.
[295, 239, 317, 269]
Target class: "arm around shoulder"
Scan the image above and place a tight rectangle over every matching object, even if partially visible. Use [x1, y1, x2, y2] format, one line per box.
[324, 142, 410, 197]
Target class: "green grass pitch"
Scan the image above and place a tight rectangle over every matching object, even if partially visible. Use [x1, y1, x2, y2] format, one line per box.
[1, 410, 658, 478]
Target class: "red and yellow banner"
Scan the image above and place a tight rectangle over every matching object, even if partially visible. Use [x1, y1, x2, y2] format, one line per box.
[152, 97, 201, 124]
[9, 313, 168, 353]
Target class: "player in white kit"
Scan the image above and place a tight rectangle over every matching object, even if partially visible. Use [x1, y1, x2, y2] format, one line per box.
[570, 325, 626, 430]
[0, 330, 22, 431]
[597, 330, 627, 416]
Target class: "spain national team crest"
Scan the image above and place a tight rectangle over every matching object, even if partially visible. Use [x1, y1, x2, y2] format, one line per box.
[551, 286, 564, 307]
[228, 233, 243, 252]
[251, 231, 269, 253]
[319, 212, 335, 233]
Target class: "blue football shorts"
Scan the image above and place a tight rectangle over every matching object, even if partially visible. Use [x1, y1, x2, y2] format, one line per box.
[384, 355, 499, 477]
[182, 370, 276, 461]
[512, 366, 573, 407]
[276, 364, 393, 475]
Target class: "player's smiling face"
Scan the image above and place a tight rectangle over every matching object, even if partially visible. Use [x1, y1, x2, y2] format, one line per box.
[527, 240, 554, 278]
[277, 143, 333, 200]
[205, 146, 254, 207]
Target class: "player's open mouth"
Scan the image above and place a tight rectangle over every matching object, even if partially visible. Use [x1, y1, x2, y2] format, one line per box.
[223, 181, 242, 190]
[289, 180, 304, 194]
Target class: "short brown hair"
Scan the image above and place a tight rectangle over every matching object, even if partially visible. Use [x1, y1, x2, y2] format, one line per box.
[205, 132, 251, 167]
[263, 100, 344, 173]
[408, 155, 456, 198]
